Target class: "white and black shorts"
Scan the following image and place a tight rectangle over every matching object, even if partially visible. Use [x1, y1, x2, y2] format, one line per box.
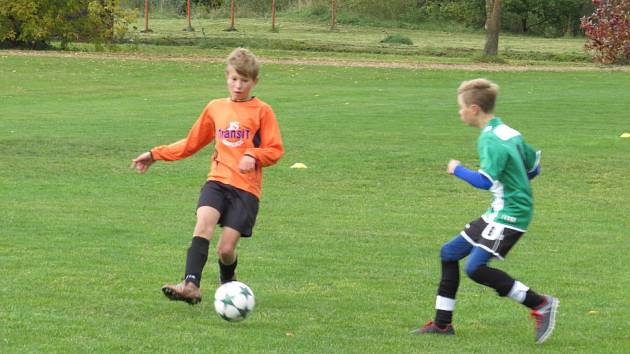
[197, 181, 259, 237]
[460, 217, 524, 260]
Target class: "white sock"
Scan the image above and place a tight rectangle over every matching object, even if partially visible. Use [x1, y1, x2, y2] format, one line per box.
[507, 281, 529, 303]
[435, 295, 456, 311]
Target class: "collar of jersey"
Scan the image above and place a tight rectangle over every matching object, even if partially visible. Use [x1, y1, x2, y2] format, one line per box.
[484, 116, 502, 129]
[229, 96, 257, 103]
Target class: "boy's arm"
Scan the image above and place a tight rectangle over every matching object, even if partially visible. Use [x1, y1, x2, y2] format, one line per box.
[522, 143, 541, 180]
[244, 106, 284, 166]
[151, 105, 215, 161]
[527, 163, 541, 180]
[448, 160, 492, 190]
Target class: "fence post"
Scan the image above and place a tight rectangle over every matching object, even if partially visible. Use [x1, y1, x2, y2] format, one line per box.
[272, 0, 277, 32]
[184, 0, 194, 31]
[141, 0, 152, 33]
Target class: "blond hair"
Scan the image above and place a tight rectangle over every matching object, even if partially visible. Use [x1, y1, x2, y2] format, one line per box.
[457, 78, 499, 113]
[226, 48, 260, 80]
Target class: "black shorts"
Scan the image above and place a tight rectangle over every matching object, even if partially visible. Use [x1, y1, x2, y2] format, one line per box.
[197, 181, 259, 237]
[460, 217, 523, 260]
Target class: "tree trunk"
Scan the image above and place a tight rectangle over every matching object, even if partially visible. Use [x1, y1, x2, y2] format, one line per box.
[228, 0, 236, 31]
[483, 0, 501, 56]
[142, 0, 150, 33]
[330, 0, 337, 30]
[272, 0, 277, 31]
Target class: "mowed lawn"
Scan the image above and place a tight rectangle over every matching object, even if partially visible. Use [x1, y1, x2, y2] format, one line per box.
[66, 17, 592, 65]
[1, 54, 629, 353]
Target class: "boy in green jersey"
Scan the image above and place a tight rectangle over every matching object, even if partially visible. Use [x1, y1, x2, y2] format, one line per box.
[412, 79, 558, 344]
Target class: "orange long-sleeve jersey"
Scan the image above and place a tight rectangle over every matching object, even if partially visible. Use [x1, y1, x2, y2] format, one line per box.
[151, 97, 284, 199]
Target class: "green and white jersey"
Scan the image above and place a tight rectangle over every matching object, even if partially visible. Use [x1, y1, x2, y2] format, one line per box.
[477, 117, 541, 231]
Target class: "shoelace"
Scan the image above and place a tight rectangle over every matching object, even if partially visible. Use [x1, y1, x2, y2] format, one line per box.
[422, 321, 434, 330]
[423, 320, 450, 332]
[530, 310, 542, 328]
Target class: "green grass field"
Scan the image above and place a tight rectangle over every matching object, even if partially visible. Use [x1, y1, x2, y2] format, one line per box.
[66, 17, 597, 65]
[1, 53, 629, 353]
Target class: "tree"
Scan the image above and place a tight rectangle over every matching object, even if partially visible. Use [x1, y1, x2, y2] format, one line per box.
[141, 0, 152, 33]
[581, 0, 630, 64]
[503, 0, 591, 36]
[484, 0, 502, 56]
[271, 0, 277, 32]
[0, 0, 134, 49]
[227, 0, 237, 31]
[331, 0, 337, 30]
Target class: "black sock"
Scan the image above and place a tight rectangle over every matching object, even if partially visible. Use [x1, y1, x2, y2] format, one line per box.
[523, 290, 546, 309]
[184, 236, 209, 287]
[219, 258, 238, 284]
[438, 260, 460, 299]
[434, 310, 453, 328]
[434, 260, 459, 327]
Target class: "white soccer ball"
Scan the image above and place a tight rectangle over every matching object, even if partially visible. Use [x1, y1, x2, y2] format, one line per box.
[213, 281, 255, 322]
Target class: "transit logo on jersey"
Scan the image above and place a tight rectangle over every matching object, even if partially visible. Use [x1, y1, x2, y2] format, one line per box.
[218, 121, 250, 147]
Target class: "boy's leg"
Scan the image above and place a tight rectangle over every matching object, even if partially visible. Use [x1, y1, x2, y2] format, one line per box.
[434, 236, 472, 326]
[465, 246, 559, 343]
[217, 226, 241, 284]
[213, 184, 258, 284]
[414, 235, 472, 335]
[162, 206, 220, 304]
[465, 246, 546, 308]
[184, 206, 221, 285]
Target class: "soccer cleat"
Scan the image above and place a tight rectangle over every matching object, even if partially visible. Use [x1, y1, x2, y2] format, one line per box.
[530, 295, 559, 344]
[411, 320, 455, 335]
[161, 281, 202, 305]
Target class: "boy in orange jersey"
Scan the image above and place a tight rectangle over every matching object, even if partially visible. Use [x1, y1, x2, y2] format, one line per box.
[131, 48, 284, 304]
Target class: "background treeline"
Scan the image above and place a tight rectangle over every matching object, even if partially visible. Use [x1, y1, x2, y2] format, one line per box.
[1, 0, 595, 49]
[0, 0, 135, 49]
[120, 0, 594, 37]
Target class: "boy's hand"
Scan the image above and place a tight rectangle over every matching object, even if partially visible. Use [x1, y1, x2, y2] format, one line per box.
[239, 154, 256, 173]
[447, 159, 461, 174]
[131, 152, 154, 173]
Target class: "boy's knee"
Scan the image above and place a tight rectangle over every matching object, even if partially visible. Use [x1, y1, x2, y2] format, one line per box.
[194, 220, 214, 238]
[216, 247, 229, 259]
[440, 243, 458, 262]
[465, 248, 492, 278]
[194, 206, 219, 236]
[216, 245, 235, 259]
[467, 265, 489, 286]
[465, 255, 490, 277]
[464, 261, 480, 277]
